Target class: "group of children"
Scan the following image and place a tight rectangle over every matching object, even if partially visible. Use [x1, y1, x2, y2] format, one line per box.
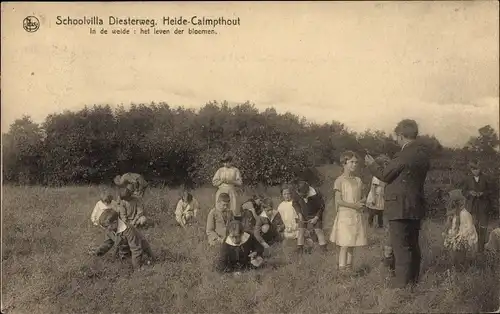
[87, 156, 500, 294]
[203, 151, 377, 273]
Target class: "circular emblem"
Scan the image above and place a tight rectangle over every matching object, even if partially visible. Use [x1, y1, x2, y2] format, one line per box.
[23, 16, 40, 33]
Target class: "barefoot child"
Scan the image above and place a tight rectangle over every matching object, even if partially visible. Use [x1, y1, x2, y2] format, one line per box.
[442, 189, 478, 269]
[175, 191, 200, 227]
[330, 151, 368, 271]
[90, 208, 154, 270]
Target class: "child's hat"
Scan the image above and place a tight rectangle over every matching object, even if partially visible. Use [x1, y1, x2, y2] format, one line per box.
[448, 189, 465, 201]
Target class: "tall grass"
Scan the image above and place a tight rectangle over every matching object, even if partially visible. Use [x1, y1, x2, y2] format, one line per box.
[2, 184, 499, 314]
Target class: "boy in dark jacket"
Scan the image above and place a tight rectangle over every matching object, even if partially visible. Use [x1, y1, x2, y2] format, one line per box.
[254, 198, 285, 249]
[461, 161, 493, 253]
[90, 208, 154, 270]
[215, 220, 265, 274]
[292, 180, 327, 253]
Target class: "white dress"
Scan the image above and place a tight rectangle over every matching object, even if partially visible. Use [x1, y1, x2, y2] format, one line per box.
[330, 174, 368, 247]
[366, 176, 386, 211]
[212, 166, 242, 216]
[277, 200, 298, 239]
[444, 208, 478, 252]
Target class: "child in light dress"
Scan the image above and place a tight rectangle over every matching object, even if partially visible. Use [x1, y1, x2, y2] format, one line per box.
[442, 189, 478, 269]
[330, 151, 368, 271]
[212, 154, 243, 218]
[366, 155, 390, 228]
[175, 191, 200, 227]
[91, 191, 115, 226]
[277, 185, 299, 240]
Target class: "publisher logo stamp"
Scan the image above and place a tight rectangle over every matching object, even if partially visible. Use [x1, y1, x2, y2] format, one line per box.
[23, 16, 40, 33]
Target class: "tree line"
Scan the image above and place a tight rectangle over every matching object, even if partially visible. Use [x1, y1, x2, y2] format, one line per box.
[2, 101, 499, 193]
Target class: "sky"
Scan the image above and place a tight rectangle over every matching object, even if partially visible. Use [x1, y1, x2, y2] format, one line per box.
[1, 2, 499, 148]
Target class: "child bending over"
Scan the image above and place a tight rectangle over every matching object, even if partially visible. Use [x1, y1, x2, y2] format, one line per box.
[90, 208, 154, 270]
[116, 188, 148, 228]
[215, 220, 265, 274]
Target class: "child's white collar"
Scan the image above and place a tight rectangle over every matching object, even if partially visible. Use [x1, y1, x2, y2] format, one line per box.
[260, 210, 278, 222]
[225, 232, 250, 246]
[305, 186, 316, 198]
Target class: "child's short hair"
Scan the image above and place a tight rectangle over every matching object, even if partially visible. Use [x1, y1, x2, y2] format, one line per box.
[339, 151, 358, 165]
[99, 208, 119, 227]
[280, 183, 292, 194]
[182, 191, 193, 202]
[262, 197, 273, 209]
[227, 220, 243, 235]
[394, 119, 419, 139]
[218, 193, 230, 203]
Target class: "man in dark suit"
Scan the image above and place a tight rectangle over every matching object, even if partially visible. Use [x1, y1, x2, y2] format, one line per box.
[365, 119, 431, 288]
[461, 161, 493, 253]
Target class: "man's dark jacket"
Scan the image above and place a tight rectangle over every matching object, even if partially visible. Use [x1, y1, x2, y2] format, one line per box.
[368, 140, 431, 220]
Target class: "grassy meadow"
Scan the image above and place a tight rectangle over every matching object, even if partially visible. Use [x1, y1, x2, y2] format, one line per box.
[2, 173, 500, 313]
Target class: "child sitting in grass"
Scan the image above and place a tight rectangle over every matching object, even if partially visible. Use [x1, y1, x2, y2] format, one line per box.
[215, 220, 265, 274]
[254, 198, 284, 250]
[91, 191, 115, 226]
[277, 185, 299, 240]
[442, 189, 478, 269]
[206, 193, 233, 246]
[90, 208, 154, 270]
[240, 195, 265, 233]
[175, 191, 200, 227]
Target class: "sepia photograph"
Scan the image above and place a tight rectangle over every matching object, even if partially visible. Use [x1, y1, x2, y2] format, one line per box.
[1, 1, 499, 313]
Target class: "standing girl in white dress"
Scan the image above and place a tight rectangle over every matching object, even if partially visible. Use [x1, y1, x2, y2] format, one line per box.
[277, 184, 299, 240]
[330, 151, 368, 271]
[212, 154, 243, 219]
